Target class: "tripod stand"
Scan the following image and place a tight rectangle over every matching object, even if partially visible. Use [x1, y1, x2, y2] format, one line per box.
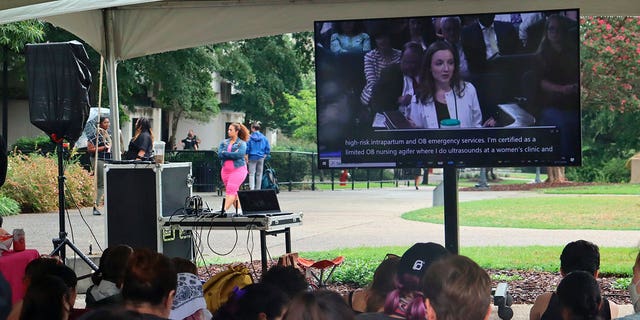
[49, 136, 98, 271]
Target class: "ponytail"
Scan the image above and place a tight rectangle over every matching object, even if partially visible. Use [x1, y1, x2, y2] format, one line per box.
[406, 292, 426, 320]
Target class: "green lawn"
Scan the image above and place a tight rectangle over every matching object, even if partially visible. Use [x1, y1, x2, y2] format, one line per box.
[542, 183, 640, 195]
[296, 245, 637, 286]
[402, 196, 640, 230]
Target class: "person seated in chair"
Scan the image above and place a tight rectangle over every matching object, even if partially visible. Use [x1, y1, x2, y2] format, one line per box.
[529, 240, 619, 320]
[347, 253, 399, 314]
[360, 22, 402, 108]
[369, 41, 424, 118]
[616, 249, 640, 320]
[460, 14, 521, 74]
[122, 248, 177, 319]
[556, 271, 603, 320]
[86, 245, 134, 308]
[374, 243, 449, 319]
[421, 255, 492, 320]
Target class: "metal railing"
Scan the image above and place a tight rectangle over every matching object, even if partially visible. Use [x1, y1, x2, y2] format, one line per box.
[164, 150, 415, 193]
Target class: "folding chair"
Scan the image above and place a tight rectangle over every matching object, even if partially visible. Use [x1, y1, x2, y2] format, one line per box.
[297, 256, 345, 289]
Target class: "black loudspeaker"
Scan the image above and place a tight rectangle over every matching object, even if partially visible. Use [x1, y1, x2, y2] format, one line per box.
[105, 163, 193, 260]
[25, 41, 92, 142]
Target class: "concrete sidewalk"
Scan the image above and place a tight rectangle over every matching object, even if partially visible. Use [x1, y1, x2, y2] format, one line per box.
[6, 187, 639, 260]
[4, 186, 638, 319]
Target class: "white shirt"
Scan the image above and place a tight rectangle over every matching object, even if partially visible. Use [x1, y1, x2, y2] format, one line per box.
[404, 82, 483, 129]
[480, 23, 499, 59]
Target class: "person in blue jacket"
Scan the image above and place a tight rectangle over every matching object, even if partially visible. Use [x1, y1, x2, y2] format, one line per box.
[219, 123, 249, 212]
[246, 122, 271, 190]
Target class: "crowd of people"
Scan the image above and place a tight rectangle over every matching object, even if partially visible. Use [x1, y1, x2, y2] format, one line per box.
[2, 238, 638, 320]
[316, 10, 579, 136]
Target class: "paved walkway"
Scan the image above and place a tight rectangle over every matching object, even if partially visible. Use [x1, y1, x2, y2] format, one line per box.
[4, 186, 638, 319]
[6, 187, 639, 260]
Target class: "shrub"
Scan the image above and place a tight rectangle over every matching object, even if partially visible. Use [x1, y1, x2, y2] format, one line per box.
[1, 153, 93, 213]
[567, 156, 631, 183]
[332, 258, 378, 286]
[0, 196, 21, 217]
[11, 135, 57, 155]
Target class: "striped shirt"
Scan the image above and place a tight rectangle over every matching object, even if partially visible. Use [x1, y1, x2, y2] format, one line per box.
[360, 48, 402, 105]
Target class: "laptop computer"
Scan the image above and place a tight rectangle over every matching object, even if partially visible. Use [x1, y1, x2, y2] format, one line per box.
[383, 110, 413, 129]
[237, 189, 291, 217]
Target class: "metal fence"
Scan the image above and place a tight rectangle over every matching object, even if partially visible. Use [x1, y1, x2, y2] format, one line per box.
[165, 150, 415, 193]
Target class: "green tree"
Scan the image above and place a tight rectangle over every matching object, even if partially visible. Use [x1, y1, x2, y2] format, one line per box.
[42, 23, 132, 125]
[118, 48, 219, 148]
[286, 73, 317, 143]
[0, 20, 45, 140]
[212, 34, 305, 132]
[40, 24, 219, 147]
[0, 21, 45, 98]
[0, 20, 44, 52]
[571, 16, 640, 182]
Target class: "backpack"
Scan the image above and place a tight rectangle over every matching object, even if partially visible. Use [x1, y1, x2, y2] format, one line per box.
[261, 165, 279, 193]
[203, 264, 253, 313]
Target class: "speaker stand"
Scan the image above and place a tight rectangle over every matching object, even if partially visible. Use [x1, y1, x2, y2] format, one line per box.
[49, 138, 98, 271]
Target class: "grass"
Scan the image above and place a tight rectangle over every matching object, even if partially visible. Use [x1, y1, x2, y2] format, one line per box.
[458, 178, 528, 187]
[502, 172, 547, 180]
[542, 183, 640, 195]
[292, 246, 637, 286]
[200, 245, 637, 286]
[402, 196, 640, 230]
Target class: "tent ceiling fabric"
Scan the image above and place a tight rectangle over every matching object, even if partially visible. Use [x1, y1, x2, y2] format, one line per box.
[2, 0, 640, 60]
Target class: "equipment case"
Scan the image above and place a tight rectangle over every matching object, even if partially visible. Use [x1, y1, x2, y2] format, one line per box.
[104, 162, 193, 259]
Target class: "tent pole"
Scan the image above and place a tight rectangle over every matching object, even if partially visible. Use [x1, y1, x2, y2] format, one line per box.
[104, 9, 121, 160]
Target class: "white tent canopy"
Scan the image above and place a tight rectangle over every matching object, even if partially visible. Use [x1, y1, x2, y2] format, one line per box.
[3, 0, 640, 61]
[1, 0, 639, 157]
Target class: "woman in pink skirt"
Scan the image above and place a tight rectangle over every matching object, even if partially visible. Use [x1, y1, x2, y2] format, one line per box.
[218, 122, 250, 212]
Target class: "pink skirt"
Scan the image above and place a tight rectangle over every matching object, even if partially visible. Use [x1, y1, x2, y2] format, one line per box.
[221, 160, 247, 196]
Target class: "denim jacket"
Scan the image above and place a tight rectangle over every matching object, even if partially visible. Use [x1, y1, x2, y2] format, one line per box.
[218, 138, 247, 168]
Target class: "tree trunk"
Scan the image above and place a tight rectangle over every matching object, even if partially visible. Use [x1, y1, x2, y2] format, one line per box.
[546, 167, 567, 183]
[169, 108, 182, 150]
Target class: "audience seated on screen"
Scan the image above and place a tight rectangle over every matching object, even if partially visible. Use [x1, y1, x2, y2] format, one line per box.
[330, 21, 371, 54]
[261, 265, 309, 299]
[535, 13, 580, 158]
[421, 255, 492, 320]
[347, 253, 399, 313]
[315, 22, 335, 50]
[460, 14, 521, 74]
[556, 270, 603, 320]
[86, 245, 133, 308]
[360, 21, 402, 107]
[529, 240, 619, 320]
[284, 289, 355, 320]
[406, 17, 437, 50]
[518, 12, 546, 52]
[440, 16, 469, 79]
[369, 41, 424, 116]
[122, 248, 177, 319]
